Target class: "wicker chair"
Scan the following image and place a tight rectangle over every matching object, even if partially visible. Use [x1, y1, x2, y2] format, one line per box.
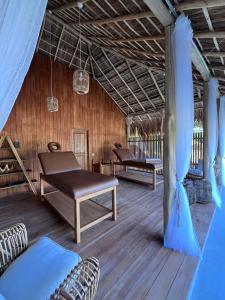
[0, 223, 100, 300]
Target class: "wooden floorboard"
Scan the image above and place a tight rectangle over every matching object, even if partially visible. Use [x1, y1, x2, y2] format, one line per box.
[0, 179, 214, 300]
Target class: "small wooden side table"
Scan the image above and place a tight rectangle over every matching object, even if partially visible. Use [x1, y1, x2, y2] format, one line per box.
[92, 160, 113, 176]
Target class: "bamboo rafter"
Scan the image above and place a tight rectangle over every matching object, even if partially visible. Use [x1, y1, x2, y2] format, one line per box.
[35, 0, 225, 123]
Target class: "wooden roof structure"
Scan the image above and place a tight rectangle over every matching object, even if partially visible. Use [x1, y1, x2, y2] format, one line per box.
[36, 0, 225, 123]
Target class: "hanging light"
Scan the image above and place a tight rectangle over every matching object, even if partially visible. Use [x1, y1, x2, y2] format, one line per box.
[46, 21, 59, 112]
[73, 69, 89, 95]
[73, 2, 89, 95]
[46, 96, 58, 112]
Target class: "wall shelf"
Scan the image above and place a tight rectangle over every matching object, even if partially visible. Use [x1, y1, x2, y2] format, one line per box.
[0, 158, 25, 163]
[0, 169, 32, 177]
[0, 135, 37, 195]
[0, 147, 20, 150]
[0, 179, 37, 190]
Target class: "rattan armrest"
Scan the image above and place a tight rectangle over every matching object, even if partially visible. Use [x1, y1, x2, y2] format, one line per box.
[0, 223, 28, 275]
[51, 257, 100, 300]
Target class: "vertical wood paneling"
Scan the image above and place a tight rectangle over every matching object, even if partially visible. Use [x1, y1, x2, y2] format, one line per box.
[1, 54, 126, 197]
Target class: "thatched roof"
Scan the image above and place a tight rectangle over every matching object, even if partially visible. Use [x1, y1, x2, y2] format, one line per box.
[36, 0, 225, 123]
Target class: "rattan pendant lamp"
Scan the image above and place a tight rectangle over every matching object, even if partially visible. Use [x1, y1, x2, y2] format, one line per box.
[46, 22, 59, 112]
[73, 1, 89, 95]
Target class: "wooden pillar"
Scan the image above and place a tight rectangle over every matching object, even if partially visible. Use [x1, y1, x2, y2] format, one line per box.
[216, 97, 220, 166]
[160, 109, 165, 160]
[203, 82, 209, 179]
[126, 117, 132, 147]
[163, 25, 177, 233]
[126, 122, 130, 144]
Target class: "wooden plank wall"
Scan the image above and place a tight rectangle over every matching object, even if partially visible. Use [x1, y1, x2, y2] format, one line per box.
[1, 54, 126, 197]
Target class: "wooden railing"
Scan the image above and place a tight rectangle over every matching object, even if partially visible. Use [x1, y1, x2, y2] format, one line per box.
[128, 131, 203, 167]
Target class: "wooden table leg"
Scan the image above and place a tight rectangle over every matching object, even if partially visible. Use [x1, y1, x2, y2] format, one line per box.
[74, 200, 81, 243]
[112, 187, 117, 221]
[153, 170, 156, 191]
[40, 177, 44, 202]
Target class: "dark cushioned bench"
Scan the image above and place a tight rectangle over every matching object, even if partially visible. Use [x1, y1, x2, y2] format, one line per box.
[38, 151, 118, 243]
[41, 170, 118, 199]
[113, 148, 163, 190]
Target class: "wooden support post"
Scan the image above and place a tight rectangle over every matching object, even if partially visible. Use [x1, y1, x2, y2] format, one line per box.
[216, 97, 221, 167]
[203, 81, 209, 179]
[143, 0, 210, 81]
[163, 25, 177, 233]
[153, 169, 157, 191]
[74, 200, 81, 243]
[160, 109, 165, 160]
[176, 0, 225, 11]
[112, 187, 117, 221]
[126, 118, 131, 147]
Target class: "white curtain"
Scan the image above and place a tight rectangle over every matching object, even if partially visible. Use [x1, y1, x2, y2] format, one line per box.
[0, 0, 47, 131]
[219, 97, 225, 191]
[207, 79, 221, 207]
[164, 15, 200, 256]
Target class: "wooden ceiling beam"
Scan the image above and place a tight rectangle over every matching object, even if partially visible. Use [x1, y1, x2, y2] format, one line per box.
[130, 109, 162, 118]
[88, 45, 95, 79]
[91, 55, 132, 113]
[144, 0, 211, 81]
[54, 26, 64, 61]
[70, 11, 154, 26]
[218, 77, 225, 82]
[46, 11, 165, 74]
[210, 65, 225, 71]
[203, 51, 225, 57]
[69, 38, 80, 67]
[103, 46, 165, 58]
[148, 70, 165, 102]
[195, 31, 225, 39]
[127, 61, 156, 109]
[194, 80, 225, 91]
[102, 49, 146, 112]
[176, 0, 225, 11]
[52, 0, 89, 13]
[89, 31, 225, 43]
[46, 11, 91, 45]
[144, 0, 173, 27]
[90, 34, 164, 43]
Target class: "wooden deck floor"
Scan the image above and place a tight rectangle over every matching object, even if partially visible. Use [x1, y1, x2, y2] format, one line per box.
[0, 179, 214, 300]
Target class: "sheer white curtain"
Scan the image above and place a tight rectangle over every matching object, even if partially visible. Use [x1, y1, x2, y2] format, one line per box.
[207, 79, 221, 207]
[0, 0, 47, 131]
[164, 15, 200, 256]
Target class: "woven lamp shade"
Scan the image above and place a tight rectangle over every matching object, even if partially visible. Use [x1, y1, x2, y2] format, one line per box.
[73, 70, 89, 95]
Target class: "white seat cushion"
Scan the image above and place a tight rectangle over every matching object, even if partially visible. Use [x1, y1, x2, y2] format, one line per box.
[0, 237, 81, 300]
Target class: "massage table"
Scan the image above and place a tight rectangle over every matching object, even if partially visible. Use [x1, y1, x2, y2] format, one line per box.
[113, 148, 163, 190]
[38, 151, 118, 243]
